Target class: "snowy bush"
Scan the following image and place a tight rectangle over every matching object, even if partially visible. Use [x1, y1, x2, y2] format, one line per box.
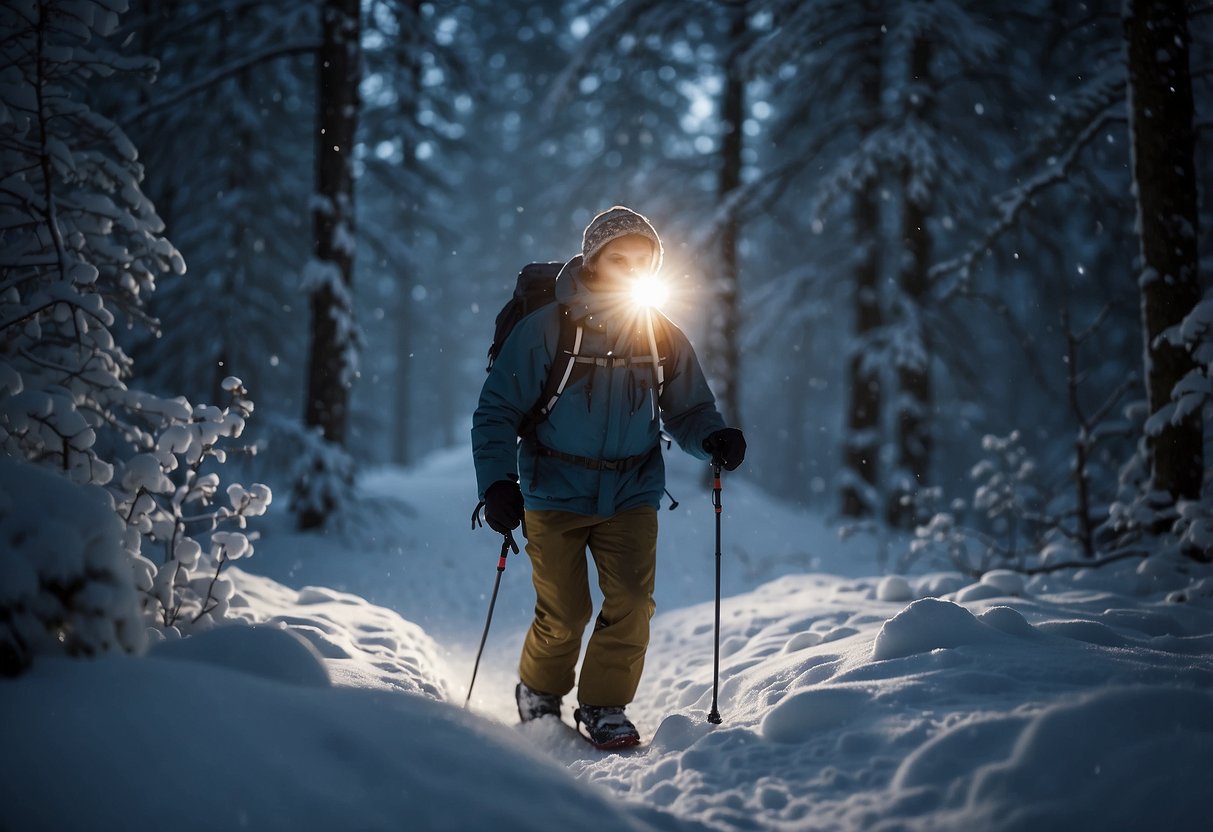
[1172, 501, 1213, 562]
[1103, 400, 1157, 536]
[222, 412, 354, 531]
[1105, 295, 1211, 559]
[908, 507, 984, 576]
[908, 433, 1046, 574]
[116, 378, 273, 632]
[969, 431, 1044, 555]
[1105, 404, 1211, 561]
[0, 1, 272, 653]
[1164, 292, 1213, 560]
[290, 424, 356, 529]
[0, 457, 145, 676]
[1151, 290, 1212, 436]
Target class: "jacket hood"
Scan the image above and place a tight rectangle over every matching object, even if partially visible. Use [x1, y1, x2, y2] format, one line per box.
[555, 254, 665, 352]
[554, 255, 602, 328]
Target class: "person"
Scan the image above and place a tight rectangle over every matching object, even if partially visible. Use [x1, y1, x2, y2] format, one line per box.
[471, 205, 746, 749]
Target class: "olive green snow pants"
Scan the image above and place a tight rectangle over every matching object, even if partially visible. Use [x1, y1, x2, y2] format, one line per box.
[518, 506, 658, 707]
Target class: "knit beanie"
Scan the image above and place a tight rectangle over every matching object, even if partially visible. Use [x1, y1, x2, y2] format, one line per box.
[581, 206, 664, 271]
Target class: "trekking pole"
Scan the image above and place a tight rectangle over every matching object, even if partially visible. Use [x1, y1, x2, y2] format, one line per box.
[707, 460, 724, 724]
[464, 530, 518, 709]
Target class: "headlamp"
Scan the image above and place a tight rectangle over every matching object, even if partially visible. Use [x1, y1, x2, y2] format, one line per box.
[630, 273, 669, 309]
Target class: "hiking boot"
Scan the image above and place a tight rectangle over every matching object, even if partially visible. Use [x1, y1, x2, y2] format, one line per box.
[516, 681, 562, 722]
[573, 704, 641, 750]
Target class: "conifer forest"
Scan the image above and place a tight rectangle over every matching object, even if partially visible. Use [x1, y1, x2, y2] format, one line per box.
[1, 0, 1210, 653]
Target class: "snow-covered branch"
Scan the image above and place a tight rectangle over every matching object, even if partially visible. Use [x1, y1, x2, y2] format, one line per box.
[116, 0, 284, 43]
[127, 41, 322, 122]
[931, 107, 1127, 296]
[33, 3, 69, 287]
[687, 107, 863, 250]
[1017, 548, 1148, 575]
[1, 297, 112, 336]
[0, 0, 275, 672]
[744, 5, 861, 82]
[540, 0, 707, 120]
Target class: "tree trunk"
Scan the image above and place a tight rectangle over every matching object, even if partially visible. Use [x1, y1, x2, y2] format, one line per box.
[887, 34, 934, 530]
[841, 0, 884, 518]
[300, 0, 361, 528]
[1124, 0, 1203, 505]
[215, 8, 250, 406]
[391, 0, 423, 466]
[708, 0, 746, 430]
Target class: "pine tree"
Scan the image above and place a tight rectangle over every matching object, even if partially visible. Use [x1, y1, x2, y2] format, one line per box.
[119, 0, 317, 413]
[812, 0, 886, 518]
[926, 1, 1208, 553]
[836, 0, 886, 518]
[1125, 0, 1204, 511]
[706, 0, 748, 430]
[0, 0, 179, 482]
[0, 0, 271, 671]
[875, 1, 1002, 529]
[737, 1, 1001, 519]
[886, 30, 936, 530]
[356, 0, 468, 466]
[298, 0, 362, 529]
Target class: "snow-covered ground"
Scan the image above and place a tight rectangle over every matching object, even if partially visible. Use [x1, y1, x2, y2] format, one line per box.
[4, 444, 1212, 831]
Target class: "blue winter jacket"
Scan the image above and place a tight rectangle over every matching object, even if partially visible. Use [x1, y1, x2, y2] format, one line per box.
[472, 256, 726, 516]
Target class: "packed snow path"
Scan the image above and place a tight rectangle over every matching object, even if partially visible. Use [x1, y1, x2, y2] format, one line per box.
[5, 446, 1211, 831]
[239, 447, 1213, 831]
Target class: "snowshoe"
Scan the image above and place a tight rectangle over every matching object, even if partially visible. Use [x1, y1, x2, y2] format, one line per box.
[573, 705, 641, 750]
[516, 681, 562, 723]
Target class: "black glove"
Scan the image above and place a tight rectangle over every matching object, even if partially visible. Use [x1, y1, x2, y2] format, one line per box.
[483, 479, 524, 534]
[703, 428, 746, 471]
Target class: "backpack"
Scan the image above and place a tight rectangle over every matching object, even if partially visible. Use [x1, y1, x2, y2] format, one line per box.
[486, 261, 563, 373]
[486, 260, 670, 439]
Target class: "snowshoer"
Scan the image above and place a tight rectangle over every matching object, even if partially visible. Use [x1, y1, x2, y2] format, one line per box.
[472, 206, 746, 749]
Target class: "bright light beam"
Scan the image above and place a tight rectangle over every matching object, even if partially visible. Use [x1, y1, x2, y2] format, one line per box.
[630, 272, 669, 309]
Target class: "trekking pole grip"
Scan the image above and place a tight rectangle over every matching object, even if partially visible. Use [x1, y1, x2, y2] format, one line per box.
[500, 531, 518, 567]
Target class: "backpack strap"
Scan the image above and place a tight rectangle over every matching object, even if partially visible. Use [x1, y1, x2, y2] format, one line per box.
[518, 306, 584, 439]
[517, 306, 673, 437]
[643, 309, 665, 416]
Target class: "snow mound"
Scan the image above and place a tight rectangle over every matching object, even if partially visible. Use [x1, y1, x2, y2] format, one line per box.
[149, 623, 331, 688]
[960, 687, 1213, 829]
[976, 605, 1039, 638]
[0, 457, 145, 672]
[876, 575, 913, 602]
[650, 712, 717, 753]
[761, 686, 869, 743]
[610, 567, 1213, 830]
[979, 569, 1025, 596]
[0, 654, 665, 832]
[871, 597, 1017, 661]
[226, 568, 448, 699]
[1034, 619, 1127, 647]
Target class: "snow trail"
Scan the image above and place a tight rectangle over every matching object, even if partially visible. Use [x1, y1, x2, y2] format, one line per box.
[11, 445, 1208, 831]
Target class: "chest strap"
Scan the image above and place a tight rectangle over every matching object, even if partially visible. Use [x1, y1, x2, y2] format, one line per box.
[572, 354, 660, 368]
[536, 444, 655, 473]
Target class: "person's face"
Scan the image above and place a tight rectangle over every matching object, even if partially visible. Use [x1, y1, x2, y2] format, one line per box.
[588, 235, 656, 292]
